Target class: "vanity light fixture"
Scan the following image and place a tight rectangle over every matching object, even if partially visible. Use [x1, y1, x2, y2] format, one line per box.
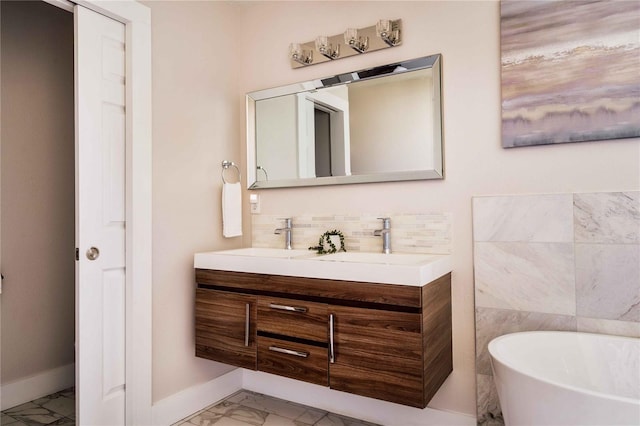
[376, 19, 401, 46]
[343, 28, 368, 53]
[289, 43, 313, 65]
[289, 19, 402, 69]
[315, 36, 340, 60]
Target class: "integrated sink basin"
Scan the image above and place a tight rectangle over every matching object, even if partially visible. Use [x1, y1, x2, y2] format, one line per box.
[316, 251, 442, 265]
[213, 247, 313, 259]
[195, 248, 451, 286]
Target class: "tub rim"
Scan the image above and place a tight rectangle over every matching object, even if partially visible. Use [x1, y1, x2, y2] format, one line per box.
[488, 330, 640, 406]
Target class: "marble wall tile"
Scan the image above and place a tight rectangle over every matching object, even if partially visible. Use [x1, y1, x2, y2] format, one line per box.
[472, 194, 573, 243]
[474, 307, 577, 375]
[577, 317, 640, 338]
[574, 191, 640, 244]
[576, 243, 640, 322]
[476, 374, 503, 426]
[474, 242, 576, 315]
[474, 190, 640, 426]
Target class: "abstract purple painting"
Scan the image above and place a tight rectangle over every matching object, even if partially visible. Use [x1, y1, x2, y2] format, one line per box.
[500, 0, 640, 148]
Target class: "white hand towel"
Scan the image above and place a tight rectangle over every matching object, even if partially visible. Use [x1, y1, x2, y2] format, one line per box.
[222, 182, 242, 238]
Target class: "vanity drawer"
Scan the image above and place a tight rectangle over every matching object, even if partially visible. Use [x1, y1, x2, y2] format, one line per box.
[257, 336, 328, 386]
[257, 297, 327, 343]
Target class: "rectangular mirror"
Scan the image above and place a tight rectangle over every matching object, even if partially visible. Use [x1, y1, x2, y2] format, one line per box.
[246, 54, 443, 189]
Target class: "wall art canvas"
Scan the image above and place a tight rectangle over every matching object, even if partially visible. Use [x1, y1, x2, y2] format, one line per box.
[500, 0, 640, 148]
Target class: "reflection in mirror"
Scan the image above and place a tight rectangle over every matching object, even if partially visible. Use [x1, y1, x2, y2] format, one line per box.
[247, 54, 443, 189]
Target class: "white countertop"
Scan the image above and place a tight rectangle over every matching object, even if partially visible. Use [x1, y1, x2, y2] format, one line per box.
[194, 248, 452, 286]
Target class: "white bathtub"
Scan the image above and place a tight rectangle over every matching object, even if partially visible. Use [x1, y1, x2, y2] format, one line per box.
[488, 331, 640, 426]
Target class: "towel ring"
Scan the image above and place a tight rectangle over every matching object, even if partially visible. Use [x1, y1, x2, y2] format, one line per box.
[221, 161, 241, 184]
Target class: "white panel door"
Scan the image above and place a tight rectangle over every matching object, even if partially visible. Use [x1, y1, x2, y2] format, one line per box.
[75, 5, 126, 425]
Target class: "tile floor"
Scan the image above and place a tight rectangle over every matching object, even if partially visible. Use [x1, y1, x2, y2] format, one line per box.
[1, 388, 75, 425]
[1, 389, 378, 426]
[172, 390, 380, 426]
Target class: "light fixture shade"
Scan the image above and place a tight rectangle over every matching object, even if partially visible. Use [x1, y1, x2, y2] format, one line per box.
[376, 19, 401, 46]
[344, 28, 358, 45]
[376, 19, 391, 37]
[315, 36, 329, 52]
[289, 42, 312, 65]
[289, 43, 302, 59]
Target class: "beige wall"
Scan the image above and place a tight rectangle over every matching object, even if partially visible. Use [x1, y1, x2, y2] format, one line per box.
[146, 0, 640, 416]
[144, 0, 244, 403]
[1, 1, 75, 383]
[236, 1, 640, 416]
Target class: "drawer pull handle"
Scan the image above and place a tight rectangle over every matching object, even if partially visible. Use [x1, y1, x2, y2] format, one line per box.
[269, 303, 307, 313]
[329, 314, 335, 364]
[245, 303, 250, 347]
[268, 346, 308, 358]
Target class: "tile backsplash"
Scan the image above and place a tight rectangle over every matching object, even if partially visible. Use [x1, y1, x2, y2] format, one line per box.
[473, 191, 640, 425]
[252, 213, 452, 255]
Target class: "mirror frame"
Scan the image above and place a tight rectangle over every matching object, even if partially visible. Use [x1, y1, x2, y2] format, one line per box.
[246, 54, 443, 189]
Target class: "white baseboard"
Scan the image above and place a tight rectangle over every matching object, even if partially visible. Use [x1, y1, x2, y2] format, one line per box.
[1, 363, 75, 410]
[150, 367, 474, 426]
[151, 369, 242, 426]
[243, 370, 476, 426]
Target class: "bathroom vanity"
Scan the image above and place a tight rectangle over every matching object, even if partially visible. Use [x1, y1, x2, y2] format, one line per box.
[194, 249, 452, 408]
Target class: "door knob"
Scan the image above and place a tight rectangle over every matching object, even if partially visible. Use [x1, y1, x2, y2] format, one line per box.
[86, 247, 100, 261]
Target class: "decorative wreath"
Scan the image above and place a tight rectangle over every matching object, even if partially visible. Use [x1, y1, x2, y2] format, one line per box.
[308, 230, 347, 254]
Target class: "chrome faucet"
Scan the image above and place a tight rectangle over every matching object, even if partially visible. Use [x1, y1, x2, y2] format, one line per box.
[274, 218, 293, 250]
[373, 217, 391, 254]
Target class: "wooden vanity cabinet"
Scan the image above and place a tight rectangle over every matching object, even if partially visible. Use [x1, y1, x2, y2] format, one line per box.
[328, 273, 452, 408]
[329, 306, 424, 407]
[195, 288, 257, 370]
[256, 296, 329, 386]
[195, 269, 452, 408]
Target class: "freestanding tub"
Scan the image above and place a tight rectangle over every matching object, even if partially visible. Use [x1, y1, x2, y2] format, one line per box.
[488, 331, 640, 426]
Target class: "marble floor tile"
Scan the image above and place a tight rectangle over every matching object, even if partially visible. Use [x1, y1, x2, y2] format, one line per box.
[294, 407, 327, 425]
[1, 413, 26, 426]
[1, 388, 75, 426]
[225, 405, 269, 426]
[171, 390, 377, 426]
[206, 401, 242, 417]
[40, 397, 75, 418]
[262, 413, 299, 426]
[49, 418, 75, 425]
[9, 388, 378, 426]
[314, 413, 378, 426]
[234, 393, 307, 420]
[210, 417, 255, 426]
[3, 402, 64, 425]
[182, 409, 224, 426]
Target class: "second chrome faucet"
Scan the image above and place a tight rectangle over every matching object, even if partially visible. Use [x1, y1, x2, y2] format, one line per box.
[373, 217, 391, 254]
[274, 218, 293, 250]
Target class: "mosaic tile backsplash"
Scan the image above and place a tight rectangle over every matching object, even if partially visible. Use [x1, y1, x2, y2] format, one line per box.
[252, 213, 452, 255]
[473, 191, 640, 425]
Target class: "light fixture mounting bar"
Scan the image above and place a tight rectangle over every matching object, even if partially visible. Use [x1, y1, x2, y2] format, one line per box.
[290, 19, 402, 69]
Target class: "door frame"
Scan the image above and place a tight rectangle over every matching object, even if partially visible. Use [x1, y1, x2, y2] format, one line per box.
[43, 0, 152, 423]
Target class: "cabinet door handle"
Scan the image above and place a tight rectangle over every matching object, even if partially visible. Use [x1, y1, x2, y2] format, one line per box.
[329, 313, 335, 364]
[268, 303, 307, 313]
[245, 303, 250, 347]
[268, 346, 309, 358]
